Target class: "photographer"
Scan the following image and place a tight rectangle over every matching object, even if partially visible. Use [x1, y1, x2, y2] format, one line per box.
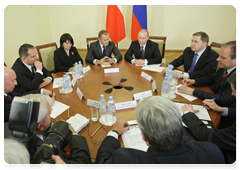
[21, 94, 91, 164]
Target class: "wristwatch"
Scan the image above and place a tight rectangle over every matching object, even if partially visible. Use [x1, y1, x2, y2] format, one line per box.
[184, 111, 190, 114]
[182, 72, 184, 78]
[111, 129, 119, 135]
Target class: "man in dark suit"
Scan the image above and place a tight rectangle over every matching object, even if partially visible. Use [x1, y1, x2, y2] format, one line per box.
[85, 30, 122, 65]
[178, 41, 236, 127]
[181, 71, 236, 164]
[163, 32, 218, 79]
[124, 29, 162, 66]
[4, 66, 54, 123]
[95, 96, 225, 164]
[12, 44, 53, 93]
[22, 94, 91, 164]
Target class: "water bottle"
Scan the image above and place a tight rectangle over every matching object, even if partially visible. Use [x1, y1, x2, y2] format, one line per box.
[78, 61, 83, 77]
[161, 77, 169, 98]
[74, 62, 80, 79]
[99, 94, 107, 117]
[166, 65, 174, 82]
[62, 75, 68, 92]
[107, 96, 116, 125]
[65, 73, 72, 88]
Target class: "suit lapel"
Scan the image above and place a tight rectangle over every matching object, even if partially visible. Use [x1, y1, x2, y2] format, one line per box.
[96, 41, 103, 59]
[194, 47, 209, 70]
[144, 40, 151, 59]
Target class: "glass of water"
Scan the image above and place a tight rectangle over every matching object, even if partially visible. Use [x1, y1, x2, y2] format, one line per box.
[91, 106, 99, 121]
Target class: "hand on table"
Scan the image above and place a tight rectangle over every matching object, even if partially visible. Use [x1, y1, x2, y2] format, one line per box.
[112, 120, 130, 135]
[96, 56, 110, 65]
[133, 59, 145, 66]
[39, 78, 52, 88]
[173, 70, 183, 79]
[51, 155, 66, 164]
[68, 67, 75, 72]
[203, 99, 224, 112]
[177, 86, 194, 95]
[182, 79, 195, 87]
[182, 104, 199, 114]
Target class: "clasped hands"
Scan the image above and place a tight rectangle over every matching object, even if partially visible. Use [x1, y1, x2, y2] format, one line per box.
[97, 56, 115, 65]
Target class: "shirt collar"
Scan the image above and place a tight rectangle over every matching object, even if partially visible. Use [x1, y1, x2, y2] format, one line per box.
[140, 42, 147, 49]
[227, 66, 236, 75]
[195, 47, 207, 57]
[21, 59, 33, 72]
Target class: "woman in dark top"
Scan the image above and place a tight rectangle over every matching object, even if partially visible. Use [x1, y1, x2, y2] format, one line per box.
[54, 33, 83, 73]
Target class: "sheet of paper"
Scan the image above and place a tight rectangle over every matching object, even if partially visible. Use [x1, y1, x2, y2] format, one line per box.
[51, 101, 70, 119]
[133, 90, 152, 100]
[87, 99, 99, 108]
[122, 126, 149, 152]
[152, 80, 158, 93]
[142, 64, 165, 73]
[83, 66, 91, 74]
[115, 100, 137, 110]
[174, 102, 211, 121]
[175, 84, 198, 101]
[101, 63, 111, 68]
[141, 71, 152, 81]
[53, 77, 63, 88]
[104, 68, 119, 73]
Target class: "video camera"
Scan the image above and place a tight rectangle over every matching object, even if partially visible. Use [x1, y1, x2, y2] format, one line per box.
[8, 97, 72, 164]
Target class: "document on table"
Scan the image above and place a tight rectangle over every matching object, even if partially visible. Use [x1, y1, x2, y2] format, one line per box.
[175, 84, 198, 101]
[51, 101, 70, 119]
[53, 77, 63, 88]
[142, 64, 165, 73]
[121, 123, 149, 152]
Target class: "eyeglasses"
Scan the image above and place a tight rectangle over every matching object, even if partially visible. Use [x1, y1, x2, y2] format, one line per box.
[88, 124, 108, 144]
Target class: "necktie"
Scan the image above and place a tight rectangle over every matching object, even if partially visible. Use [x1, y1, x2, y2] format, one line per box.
[31, 66, 35, 76]
[140, 46, 144, 59]
[220, 69, 228, 86]
[189, 53, 198, 72]
[102, 46, 106, 58]
[7, 94, 12, 100]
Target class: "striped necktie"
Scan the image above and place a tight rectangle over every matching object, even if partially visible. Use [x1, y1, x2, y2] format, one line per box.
[220, 69, 228, 86]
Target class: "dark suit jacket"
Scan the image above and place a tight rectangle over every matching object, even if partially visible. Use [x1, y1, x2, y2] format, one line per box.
[36, 135, 91, 164]
[193, 68, 236, 109]
[95, 136, 225, 164]
[11, 58, 53, 93]
[182, 112, 236, 164]
[124, 40, 162, 64]
[4, 89, 41, 123]
[169, 46, 218, 79]
[54, 47, 83, 73]
[85, 40, 122, 64]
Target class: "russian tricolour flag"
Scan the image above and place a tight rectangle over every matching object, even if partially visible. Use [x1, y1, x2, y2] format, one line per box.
[131, 5, 147, 41]
[106, 5, 126, 44]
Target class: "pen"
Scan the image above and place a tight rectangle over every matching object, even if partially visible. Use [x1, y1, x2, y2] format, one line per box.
[170, 99, 181, 103]
[129, 63, 134, 67]
[51, 90, 53, 97]
[95, 66, 101, 70]
[184, 74, 188, 86]
[203, 98, 215, 108]
[90, 124, 102, 138]
[68, 108, 70, 118]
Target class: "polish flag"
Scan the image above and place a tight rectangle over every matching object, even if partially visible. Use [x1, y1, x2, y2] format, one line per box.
[131, 5, 147, 41]
[106, 5, 126, 44]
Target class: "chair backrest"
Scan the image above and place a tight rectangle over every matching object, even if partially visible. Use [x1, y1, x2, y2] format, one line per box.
[210, 42, 222, 54]
[149, 36, 167, 59]
[4, 62, 6, 66]
[86, 37, 118, 51]
[35, 42, 58, 73]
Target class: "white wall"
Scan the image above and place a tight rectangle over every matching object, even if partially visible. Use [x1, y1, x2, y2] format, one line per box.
[4, 5, 236, 67]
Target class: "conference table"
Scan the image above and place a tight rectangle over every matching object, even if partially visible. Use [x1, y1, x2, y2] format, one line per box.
[45, 59, 220, 163]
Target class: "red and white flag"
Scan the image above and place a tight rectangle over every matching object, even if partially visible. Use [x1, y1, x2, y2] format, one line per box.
[106, 5, 126, 44]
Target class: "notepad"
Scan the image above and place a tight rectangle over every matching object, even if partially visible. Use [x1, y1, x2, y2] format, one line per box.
[66, 113, 90, 133]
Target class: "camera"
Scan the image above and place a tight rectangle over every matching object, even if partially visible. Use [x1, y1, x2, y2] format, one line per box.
[8, 97, 72, 164]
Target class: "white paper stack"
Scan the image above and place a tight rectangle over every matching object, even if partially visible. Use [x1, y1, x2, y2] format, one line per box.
[66, 113, 90, 133]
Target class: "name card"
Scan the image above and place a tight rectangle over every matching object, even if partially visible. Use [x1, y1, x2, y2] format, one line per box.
[104, 68, 119, 73]
[76, 87, 85, 100]
[152, 80, 158, 93]
[133, 90, 152, 100]
[83, 66, 91, 74]
[87, 99, 99, 108]
[71, 77, 77, 87]
[141, 71, 152, 81]
[115, 100, 137, 110]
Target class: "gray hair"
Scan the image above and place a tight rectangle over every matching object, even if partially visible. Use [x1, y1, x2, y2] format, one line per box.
[21, 94, 53, 123]
[138, 29, 149, 37]
[222, 41, 236, 60]
[4, 139, 30, 164]
[193, 31, 209, 44]
[136, 96, 183, 151]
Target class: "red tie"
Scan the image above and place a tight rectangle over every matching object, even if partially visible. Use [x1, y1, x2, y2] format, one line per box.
[220, 69, 228, 86]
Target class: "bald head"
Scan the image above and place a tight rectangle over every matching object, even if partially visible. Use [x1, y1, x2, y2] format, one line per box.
[4, 66, 17, 93]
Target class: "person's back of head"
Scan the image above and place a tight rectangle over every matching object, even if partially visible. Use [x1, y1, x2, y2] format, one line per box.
[136, 96, 183, 151]
[4, 139, 30, 164]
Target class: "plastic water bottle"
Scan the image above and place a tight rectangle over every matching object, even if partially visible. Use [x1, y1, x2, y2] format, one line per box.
[74, 62, 80, 79]
[99, 94, 107, 117]
[65, 73, 72, 88]
[107, 96, 116, 125]
[78, 61, 83, 77]
[161, 77, 169, 98]
[62, 75, 68, 92]
[166, 65, 174, 82]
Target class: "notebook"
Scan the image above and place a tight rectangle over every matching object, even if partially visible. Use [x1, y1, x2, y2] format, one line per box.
[66, 113, 90, 133]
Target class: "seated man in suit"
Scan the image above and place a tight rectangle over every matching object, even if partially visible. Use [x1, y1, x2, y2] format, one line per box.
[181, 71, 236, 164]
[20, 94, 91, 164]
[124, 29, 162, 66]
[163, 32, 218, 79]
[85, 30, 122, 65]
[95, 96, 225, 164]
[4, 66, 55, 123]
[178, 41, 236, 128]
[12, 44, 53, 93]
